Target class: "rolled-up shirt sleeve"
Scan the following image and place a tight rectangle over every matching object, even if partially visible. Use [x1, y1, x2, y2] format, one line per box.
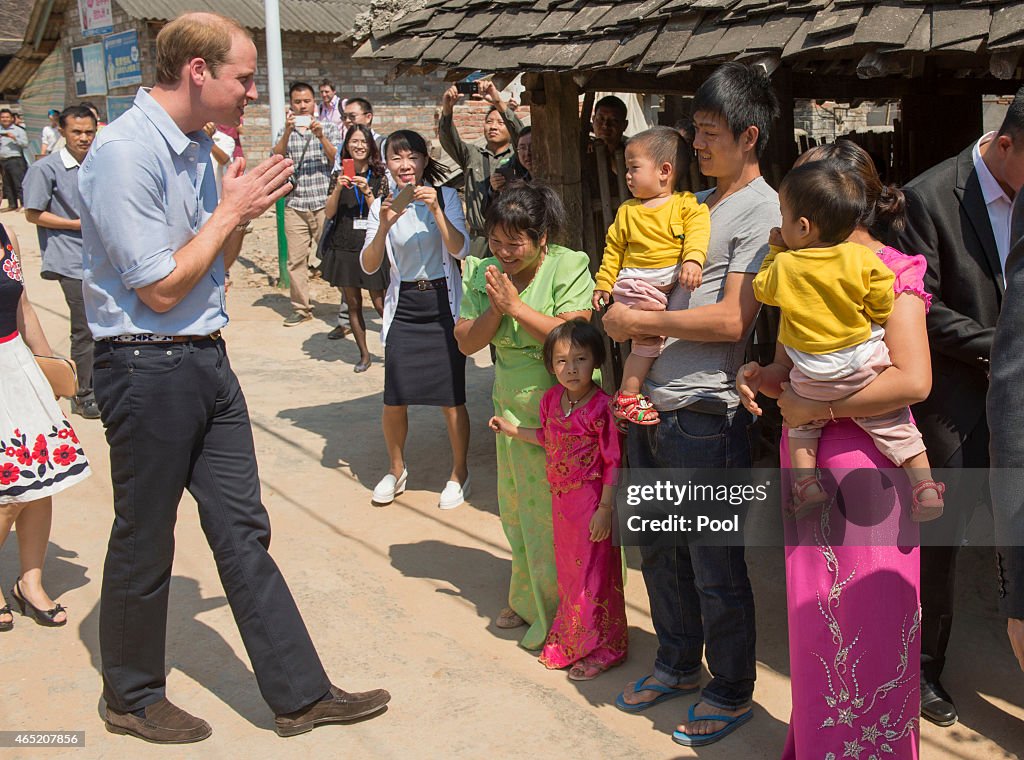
[80, 138, 177, 290]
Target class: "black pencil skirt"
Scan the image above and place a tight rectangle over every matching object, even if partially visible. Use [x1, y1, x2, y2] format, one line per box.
[383, 282, 467, 407]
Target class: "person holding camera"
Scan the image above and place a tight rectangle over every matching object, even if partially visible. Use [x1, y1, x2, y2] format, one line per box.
[272, 81, 341, 326]
[439, 80, 523, 258]
[321, 125, 388, 368]
[489, 126, 533, 198]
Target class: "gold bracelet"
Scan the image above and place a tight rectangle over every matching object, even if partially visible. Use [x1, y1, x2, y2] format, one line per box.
[597, 503, 614, 511]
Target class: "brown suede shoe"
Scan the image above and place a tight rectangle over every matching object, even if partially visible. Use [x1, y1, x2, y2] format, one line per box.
[275, 685, 391, 737]
[105, 698, 212, 744]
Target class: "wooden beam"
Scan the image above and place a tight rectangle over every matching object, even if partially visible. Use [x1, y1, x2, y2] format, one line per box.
[530, 72, 584, 250]
[790, 72, 1024, 99]
[573, 64, 1024, 101]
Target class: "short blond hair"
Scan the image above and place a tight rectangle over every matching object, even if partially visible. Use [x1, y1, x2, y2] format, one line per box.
[156, 12, 251, 85]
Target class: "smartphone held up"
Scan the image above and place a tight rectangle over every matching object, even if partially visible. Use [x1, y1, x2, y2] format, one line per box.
[389, 184, 416, 215]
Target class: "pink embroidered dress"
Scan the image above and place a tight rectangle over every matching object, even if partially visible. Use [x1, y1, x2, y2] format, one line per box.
[535, 385, 628, 669]
[781, 247, 931, 760]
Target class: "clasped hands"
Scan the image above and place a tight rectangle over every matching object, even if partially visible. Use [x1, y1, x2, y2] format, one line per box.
[484, 265, 522, 318]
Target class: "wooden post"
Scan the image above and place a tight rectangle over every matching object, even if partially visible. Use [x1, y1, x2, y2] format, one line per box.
[764, 67, 797, 188]
[530, 72, 583, 250]
[900, 91, 982, 180]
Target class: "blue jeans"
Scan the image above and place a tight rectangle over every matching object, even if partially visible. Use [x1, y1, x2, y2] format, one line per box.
[628, 405, 757, 711]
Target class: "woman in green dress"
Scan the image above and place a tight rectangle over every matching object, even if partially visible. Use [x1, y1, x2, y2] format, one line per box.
[455, 183, 595, 650]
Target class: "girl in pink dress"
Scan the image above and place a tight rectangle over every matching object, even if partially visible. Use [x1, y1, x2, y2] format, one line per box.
[739, 141, 927, 759]
[489, 320, 627, 680]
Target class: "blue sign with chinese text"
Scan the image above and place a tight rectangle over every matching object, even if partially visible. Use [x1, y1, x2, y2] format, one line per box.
[103, 31, 142, 89]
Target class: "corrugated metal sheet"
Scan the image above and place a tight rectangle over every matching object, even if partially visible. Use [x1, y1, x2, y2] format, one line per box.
[21, 46, 65, 157]
[114, 0, 359, 36]
[0, 0, 70, 96]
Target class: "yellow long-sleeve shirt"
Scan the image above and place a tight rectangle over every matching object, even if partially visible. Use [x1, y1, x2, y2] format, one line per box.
[595, 191, 711, 293]
[752, 242, 896, 354]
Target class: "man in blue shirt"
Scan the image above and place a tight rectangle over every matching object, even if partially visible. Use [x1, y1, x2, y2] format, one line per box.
[24, 105, 99, 418]
[0, 108, 29, 211]
[79, 12, 389, 743]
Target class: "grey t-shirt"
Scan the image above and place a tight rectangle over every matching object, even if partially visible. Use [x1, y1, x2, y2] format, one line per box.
[646, 175, 780, 412]
[23, 149, 84, 280]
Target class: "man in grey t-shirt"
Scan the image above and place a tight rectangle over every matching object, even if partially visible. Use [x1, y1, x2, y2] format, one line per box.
[604, 63, 780, 748]
[24, 105, 99, 418]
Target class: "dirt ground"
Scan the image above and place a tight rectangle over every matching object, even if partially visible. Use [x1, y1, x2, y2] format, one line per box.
[1, 209, 1022, 759]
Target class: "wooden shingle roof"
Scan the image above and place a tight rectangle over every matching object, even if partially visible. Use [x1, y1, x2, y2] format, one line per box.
[355, 0, 1024, 82]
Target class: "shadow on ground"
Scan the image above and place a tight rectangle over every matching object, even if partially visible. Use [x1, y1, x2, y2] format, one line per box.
[0, 540, 89, 601]
[78, 575, 273, 730]
[276, 356, 498, 513]
[388, 538, 791, 748]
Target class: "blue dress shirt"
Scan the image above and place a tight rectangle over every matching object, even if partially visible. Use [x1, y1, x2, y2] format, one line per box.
[79, 88, 226, 338]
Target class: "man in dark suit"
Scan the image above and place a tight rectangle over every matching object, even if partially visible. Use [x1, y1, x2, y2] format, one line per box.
[988, 192, 1024, 675]
[898, 87, 1024, 725]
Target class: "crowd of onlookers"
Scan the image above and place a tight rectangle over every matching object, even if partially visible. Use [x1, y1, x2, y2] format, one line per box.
[2, 14, 1023, 753]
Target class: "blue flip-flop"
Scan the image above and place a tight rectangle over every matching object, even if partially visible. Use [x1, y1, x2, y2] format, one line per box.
[614, 675, 699, 713]
[672, 703, 753, 746]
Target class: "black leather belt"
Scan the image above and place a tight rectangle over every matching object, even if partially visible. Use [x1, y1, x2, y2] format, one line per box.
[399, 278, 446, 292]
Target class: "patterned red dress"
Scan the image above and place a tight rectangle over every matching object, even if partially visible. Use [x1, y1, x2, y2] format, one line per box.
[536, 385, 628, 670]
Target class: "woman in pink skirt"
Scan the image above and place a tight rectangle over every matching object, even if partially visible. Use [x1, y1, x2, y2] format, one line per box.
[740, 141, 929, 759]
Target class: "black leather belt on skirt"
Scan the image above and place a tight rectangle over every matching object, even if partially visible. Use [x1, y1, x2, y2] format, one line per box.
[399, 278, 446, 292]
[104, 331, 223, 344]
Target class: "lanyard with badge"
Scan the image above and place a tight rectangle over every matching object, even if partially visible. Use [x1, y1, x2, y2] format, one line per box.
[352, 169, 372, 230]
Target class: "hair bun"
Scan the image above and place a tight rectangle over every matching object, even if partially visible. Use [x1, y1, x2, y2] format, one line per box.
[876, 183, 907, 232]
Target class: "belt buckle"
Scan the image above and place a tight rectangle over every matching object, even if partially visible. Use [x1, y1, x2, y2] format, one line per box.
[416, 280, 429, 291]
[209, 330, 222, 341]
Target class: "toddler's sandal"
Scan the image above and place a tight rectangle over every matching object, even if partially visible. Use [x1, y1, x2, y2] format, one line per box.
[911, 479, 945, 522]
[611, 391, 660, 426]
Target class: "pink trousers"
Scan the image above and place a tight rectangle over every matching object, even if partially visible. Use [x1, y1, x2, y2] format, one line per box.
[787, 340, 926, 466]
[611, 277, 669, 358]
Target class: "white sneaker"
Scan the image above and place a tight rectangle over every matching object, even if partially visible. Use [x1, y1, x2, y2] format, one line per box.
[371, 469, 407, 505]
[438, 476, 470, 510]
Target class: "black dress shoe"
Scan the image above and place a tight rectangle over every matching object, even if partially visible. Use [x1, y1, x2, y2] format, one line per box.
[921, 678, 958, 726]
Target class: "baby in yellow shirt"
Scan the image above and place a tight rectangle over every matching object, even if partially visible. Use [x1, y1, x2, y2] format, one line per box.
[752, 161, 943, 520]
[592, 127, 711, 427]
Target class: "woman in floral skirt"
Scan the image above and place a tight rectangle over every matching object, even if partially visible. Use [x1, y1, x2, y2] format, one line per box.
[0, 224, 90, 631]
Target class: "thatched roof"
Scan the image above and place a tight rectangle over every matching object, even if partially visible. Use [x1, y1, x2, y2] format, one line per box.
[355, 0, 1024, 83]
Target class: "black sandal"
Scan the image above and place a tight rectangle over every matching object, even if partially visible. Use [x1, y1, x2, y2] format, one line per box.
[0, 604, 12, 632]
[11, 578, 67, 627]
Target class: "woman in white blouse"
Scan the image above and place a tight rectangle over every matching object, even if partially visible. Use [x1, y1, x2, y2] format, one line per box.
[360, 130, 471, 510]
